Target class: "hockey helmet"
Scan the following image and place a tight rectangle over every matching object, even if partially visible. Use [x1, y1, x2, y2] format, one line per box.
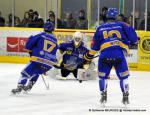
[107, 8, 118, 19]
[44, 21, 54, 32]
[73, 31, 83, 46]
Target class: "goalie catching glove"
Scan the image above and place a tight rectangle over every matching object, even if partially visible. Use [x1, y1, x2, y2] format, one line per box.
[83, 50, 97, 61]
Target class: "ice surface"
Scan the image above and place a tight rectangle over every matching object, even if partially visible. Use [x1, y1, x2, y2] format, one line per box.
[0, 63, 150, 115]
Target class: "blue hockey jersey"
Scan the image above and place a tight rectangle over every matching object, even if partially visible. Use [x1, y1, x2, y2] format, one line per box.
[25, 32, 58, 67]
[59, 41, 88, 70]
[91, 21, 138, 54]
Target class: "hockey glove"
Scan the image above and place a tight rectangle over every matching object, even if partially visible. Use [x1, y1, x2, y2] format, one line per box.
[29, 52, 32, 57]
[25, 49, 32, 57]
[83, 58, 91, 65]
[83, 50, 96, 61]
[129, 42, 138, 49]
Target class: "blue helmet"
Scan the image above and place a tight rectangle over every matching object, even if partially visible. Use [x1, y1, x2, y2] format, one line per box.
[44, 21, 54, 32]
[107, 8, 118, 19]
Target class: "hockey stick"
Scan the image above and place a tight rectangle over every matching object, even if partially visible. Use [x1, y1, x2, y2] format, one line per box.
[53, 61, 83, 70]
[41, 74, 49, 90]
[53, 54, 99, 70]
[93, 55, 99, 58]
[72, 53, 99, 59]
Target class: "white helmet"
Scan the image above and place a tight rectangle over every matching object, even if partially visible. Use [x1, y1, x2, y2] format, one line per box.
[73, 31, 83, 46]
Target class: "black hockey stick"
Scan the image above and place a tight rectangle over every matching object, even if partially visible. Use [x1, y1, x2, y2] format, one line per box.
[72, 53, 99, 59]
[53, 62, 81, 70]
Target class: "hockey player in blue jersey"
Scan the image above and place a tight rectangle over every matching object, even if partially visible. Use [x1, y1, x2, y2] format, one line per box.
[58, 31, 89, 79]
[11, 21, 58, 94]
[84, 8, 138, 105]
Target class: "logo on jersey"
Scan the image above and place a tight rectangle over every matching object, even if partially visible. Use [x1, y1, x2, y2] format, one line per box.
[40, 51, 44, 55]
[139, 36, 150, 54]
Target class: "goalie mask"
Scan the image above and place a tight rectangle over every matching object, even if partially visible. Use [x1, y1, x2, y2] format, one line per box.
[73, 31, 83, 47]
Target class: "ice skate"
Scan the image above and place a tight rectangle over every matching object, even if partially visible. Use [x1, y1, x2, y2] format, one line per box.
[122, 92, 129, 106]
[11, 85, 25, 94]
[24, 81, 35, 92]
[100, 91, 107, 106]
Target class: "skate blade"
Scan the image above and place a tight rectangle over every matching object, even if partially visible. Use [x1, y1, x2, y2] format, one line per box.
[10, 91, 21, 95]
[122, 102, 129, 108]
[46, 84, 49, 90]
[123, 103, 128, 108]
[100, 101, 107, 107]
[22, 90, 30, 94]
[101, 103, 106, 107]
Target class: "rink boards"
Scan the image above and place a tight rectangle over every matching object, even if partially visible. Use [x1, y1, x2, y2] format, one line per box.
[0, 27, 150, 71]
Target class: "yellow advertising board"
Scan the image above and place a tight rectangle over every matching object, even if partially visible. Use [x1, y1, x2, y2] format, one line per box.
[137, 31, 150, 71]
[54, 29, 94, 46]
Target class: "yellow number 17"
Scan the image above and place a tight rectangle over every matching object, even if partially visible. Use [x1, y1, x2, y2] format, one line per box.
[43, 40, 56, 53]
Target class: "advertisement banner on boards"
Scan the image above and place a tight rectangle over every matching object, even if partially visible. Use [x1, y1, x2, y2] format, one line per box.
[0, 28, 138, 64]
[7, 37, 28, 52]
[126, 50, 138, 63]
[138, 35, 150, 64]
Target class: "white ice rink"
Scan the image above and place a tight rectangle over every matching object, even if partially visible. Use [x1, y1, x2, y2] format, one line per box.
[0, 63, 150, 115]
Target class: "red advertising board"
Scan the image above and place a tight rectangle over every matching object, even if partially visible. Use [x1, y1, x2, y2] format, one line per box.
[19, 38, 28, 52]
[7, 37, 28, 52]
[7, 37, 19, 52]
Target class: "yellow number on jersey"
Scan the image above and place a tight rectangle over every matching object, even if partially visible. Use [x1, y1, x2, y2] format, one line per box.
[103, 30, 121, 39]
[43, 40, 56, 53]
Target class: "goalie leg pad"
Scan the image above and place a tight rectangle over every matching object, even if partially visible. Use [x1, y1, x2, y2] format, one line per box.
[78, 68, 97, 80]
[61, 68, 71, 77]
[77, 69, 86, 80]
